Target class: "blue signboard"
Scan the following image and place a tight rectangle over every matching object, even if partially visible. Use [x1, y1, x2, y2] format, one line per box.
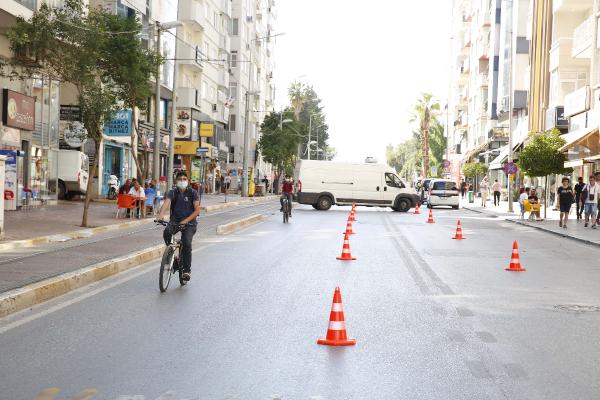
[104, 110, 132, 136]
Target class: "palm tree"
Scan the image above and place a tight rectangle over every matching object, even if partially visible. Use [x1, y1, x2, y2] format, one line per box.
[410, 93, 440, 178]
[288, 81, 306, 119]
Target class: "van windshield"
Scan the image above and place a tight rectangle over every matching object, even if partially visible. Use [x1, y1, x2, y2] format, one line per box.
[432, 181, 458, 191]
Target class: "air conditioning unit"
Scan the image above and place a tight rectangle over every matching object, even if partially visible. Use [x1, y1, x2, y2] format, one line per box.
[212, 104, 218, 112]
[246, 15, 253, 22]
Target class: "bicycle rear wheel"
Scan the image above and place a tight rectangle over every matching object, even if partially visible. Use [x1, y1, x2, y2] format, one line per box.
[159, 246, 175, 292]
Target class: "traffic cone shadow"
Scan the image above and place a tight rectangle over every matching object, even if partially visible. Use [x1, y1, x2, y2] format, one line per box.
[317, 287, 356, 346]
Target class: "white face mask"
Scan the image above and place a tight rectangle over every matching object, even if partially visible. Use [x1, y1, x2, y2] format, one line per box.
[176, 180, 188, 190]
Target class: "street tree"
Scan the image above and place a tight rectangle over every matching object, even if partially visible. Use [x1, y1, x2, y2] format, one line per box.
[410, 93, 440, 178]
[288, 81, 306, 120]
[5, 0, 152, 227]
[258, 110, 302, 176]
[100, 12, 160, 181]
[518, 129, 571, 218]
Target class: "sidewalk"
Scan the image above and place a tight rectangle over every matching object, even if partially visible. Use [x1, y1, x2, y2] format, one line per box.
[1, 193, 274, 243]
[463, 198, 600, 247]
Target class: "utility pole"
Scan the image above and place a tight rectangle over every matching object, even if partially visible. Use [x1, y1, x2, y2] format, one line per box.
[307, 114, 313, 160]
[167, 14, 180, 191]
[507, 0, 514, 213]
[153, 21, 162, 183]
[242, 89, 251, 197]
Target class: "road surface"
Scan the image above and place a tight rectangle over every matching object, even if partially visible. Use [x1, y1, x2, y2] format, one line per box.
[1, 205, 600, 399]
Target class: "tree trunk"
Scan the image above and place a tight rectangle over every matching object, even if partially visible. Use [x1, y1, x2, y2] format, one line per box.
[81, 137, 102, 227]
[544, 175, 548, 220]
[422, 127, 430, 177]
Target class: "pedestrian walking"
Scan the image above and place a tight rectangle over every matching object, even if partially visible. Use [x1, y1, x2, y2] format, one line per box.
[519, 187, 529, 220]
[492, 179, 502, 206]
[595, 172, 600, 224]
[460, 181, 467, 198]
[480, 177, 489, 207]
[574, 176, 585, 220]
[582, 175, 599, 228]
[557, 177, 574, 229]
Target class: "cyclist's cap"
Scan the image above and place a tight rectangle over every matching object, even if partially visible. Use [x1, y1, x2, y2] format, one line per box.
[176, 171, 188, 179]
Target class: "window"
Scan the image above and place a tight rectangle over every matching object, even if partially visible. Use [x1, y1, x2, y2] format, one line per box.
[230, 51, 238, 68]
[204, 42, 210, 57]
[210, 86, 216, 101]
[432, 181, 458, 191]
[201, 81, 208, 98]
[213, 11, 218, 27]
[232, 18, 239, 35]
[229, 114, 236, 131]
[385, 173, 405, 188]
[229, 82, 238, 99]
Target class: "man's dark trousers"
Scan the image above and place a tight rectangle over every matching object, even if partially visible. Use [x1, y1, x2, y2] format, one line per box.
[164, 224, 197, 272]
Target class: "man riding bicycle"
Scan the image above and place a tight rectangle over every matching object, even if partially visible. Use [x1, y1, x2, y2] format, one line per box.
[280, 175, 294, 217]
[157, 171, 201, 281]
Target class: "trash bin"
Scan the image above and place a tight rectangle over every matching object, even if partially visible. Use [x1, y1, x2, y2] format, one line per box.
[468, 191, 474, 203]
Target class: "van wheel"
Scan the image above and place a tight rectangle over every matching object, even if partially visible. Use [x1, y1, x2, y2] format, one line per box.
[395, 198, 411, 212]
[58, 181, 67, 200]
[317, 196, 332, 211]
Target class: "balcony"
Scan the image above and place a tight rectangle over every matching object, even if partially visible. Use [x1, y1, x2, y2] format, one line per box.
[177, 87, 200, 109]
[180, 0, 205, 29]
[476, 38, 490, 60]
[218, 67, 229, 89]
[178, 42, 204, 71]
[479, 9, 491, 27]
[477, 73, 489, 87]
[549, 38, 573, 71]
[219, 34, 230, 52]
[220, 0, 232, 17]
[572, 16, 593, 58]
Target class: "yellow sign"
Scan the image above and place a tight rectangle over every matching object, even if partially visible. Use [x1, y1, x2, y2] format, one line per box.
[200, 123, 214, 138]
[174, 141, 198, 155]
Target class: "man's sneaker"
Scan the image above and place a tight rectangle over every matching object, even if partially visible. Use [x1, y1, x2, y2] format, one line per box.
[592, 224, 597, 230]
[182, 271, 191, 281]
[585, 223, 589, 227]
[559, 222, 563, 228]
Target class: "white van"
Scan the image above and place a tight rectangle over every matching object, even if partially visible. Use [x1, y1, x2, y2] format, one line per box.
[427, 179, 460, 209]
[294, 160, 419, 211]
[57, 150, 89, 199]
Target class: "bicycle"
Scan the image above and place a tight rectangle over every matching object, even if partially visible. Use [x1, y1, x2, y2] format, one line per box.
[281, 195, 291, 223]
[155, 220, 190, 292]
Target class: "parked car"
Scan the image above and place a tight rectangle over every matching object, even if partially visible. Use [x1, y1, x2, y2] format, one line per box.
[294, 160, 419, 212]
[57, 150, 89, 200]
[427, 179, 460, 209]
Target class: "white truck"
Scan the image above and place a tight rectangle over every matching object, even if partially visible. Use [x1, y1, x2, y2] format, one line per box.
[294, 160, 419, 212]
[57, 150, 89, 199]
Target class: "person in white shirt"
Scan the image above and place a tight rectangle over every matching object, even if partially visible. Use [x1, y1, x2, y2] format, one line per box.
[583, 175, 598, 228]
[479, 177, 489, 207]
[492, 180, 502, 206]
[128, 180, 146, 218]
[518, 187, 530, 220]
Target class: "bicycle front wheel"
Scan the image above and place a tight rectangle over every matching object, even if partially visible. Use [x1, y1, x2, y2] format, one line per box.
[159, 246, 175, 292]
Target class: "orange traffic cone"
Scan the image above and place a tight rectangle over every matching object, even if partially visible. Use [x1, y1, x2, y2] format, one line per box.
[426, 209, 435, 223]
[349, 210, 357, 222]
[343, 219, 355, 235]
[317, 287, 356, 346]
[352, 202, 356, 209]
[414, 203, 421, 215]
[452, 220, 465, 240]
[505, 241, 525, 271]
[336, 233, 356, 260]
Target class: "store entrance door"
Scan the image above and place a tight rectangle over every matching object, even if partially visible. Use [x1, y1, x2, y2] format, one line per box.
[102, 145, 122, 195]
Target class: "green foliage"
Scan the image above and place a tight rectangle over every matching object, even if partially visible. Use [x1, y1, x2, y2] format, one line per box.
[462, 162, 488, 178]
[518, 129, 571, 177]
[409, 93, 441, 177]
[258, 110, 302, 173]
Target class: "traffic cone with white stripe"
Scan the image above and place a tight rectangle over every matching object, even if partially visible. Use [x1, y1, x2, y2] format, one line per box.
[352, 202, 356, 210]
[317, 287, 356, 346]
[414, 203, 421, 215]
[452, 220, 465, 240]
[426, 209, 435, 224]
[349, 209, 357, 222]
[336, 233, 356, 260]
[505, 241, 525, 271]
[343, 218, 355, 235]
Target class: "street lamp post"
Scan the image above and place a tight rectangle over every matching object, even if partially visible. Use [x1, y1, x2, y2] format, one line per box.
[507, 0, 514, 213]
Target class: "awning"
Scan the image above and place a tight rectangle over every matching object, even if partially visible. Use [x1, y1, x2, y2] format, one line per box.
[489, 146, 509, 170]
[463, 142, 488, 162]
[558, 126, 598, 151]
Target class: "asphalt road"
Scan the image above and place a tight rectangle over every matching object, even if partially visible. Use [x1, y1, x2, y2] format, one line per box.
[1, 205, 600, 399]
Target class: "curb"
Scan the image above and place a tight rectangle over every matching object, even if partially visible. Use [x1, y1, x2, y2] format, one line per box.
[0, 213, 270, 318]
[202, 195, 277, 213]
[506, 219, 600, 248]
[0, 219, 154, 252]
[216, 214, 267, 235]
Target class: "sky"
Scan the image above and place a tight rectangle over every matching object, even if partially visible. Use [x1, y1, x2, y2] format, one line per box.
[273, 0, 453, 163]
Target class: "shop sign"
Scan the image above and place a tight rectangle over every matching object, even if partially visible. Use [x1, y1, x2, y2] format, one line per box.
[63, 121, 88, 148]
[60, 105, 81, 121]
[0, 126, 20, 148]
[104, 110, 132, 136]
[211, 146, 219, 159]
[2, 89, 35, 131]
[175, 108, 191, 140]
[174, 140, 198, 155]
[200, 123, 214, 138]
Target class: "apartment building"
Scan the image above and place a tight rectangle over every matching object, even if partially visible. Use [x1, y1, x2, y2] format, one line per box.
[227, 0, 276, 188]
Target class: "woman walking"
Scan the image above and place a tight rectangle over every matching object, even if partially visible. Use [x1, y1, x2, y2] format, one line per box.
[556, 177, 574, 229]
[480, 177, 489, 207]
